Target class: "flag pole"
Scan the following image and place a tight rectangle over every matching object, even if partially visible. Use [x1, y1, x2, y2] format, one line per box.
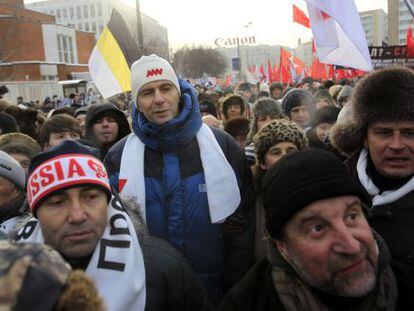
[404, 0, 414, 19]
[136, 0, 144, 51]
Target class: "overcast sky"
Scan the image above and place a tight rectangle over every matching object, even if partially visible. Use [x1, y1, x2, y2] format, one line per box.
[24, 0, 388, 48]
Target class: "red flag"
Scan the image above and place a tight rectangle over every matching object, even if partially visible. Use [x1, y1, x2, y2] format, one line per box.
[293, 4, 310, 28]
[327, 65, 335, 80]
[225, 75, 232, 87]
[407, 27, 414, 58]
[311, 40, 326, 80]
[259, 65, 265, 81]
[267, 60, 273, 83]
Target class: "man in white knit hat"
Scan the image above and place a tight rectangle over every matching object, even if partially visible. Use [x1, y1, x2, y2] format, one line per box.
[105, 54, 254, 304]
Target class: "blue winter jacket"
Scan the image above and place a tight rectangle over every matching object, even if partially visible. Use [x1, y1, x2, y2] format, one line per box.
[104, 79, 254, 303]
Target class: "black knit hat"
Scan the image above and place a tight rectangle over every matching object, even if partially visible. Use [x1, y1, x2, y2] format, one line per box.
[281, 88, 316, 117]
[262, 149, 371, 238]
[311, 106, 340, 128]
[0, 112, 18, 134]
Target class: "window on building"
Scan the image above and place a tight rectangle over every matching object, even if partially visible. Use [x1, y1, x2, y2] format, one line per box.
[85, 22, 90, 31]
[57, 35, 63, 62]
[68, 37, 74, 63]
[50, 10, 54, 15]
[63, 8, 67, 19]
[76, 6, 81, 19]
[97, 3, 102, 17]
[99, 22, 104, 33]
[62, 36, 69, 63]
[91, 4, 95, 18]
[69, 7, 74, 19]
[56, 9, 61, 19]
[83, 5, 88, 18]
[78, 23, 83, 30]
[92, 21, 97, 32]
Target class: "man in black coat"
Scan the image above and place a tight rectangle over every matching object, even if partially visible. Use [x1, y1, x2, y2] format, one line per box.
[330, 67, 414, 308]
[220, 149, 397, 311]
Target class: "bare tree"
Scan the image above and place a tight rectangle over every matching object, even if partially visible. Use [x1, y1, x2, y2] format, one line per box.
[173, 46, 226, 79]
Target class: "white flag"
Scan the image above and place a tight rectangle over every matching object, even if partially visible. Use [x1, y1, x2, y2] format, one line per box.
[304, 0, 372, 71]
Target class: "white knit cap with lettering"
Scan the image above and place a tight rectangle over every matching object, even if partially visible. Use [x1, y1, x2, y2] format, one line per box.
[130, 54, 180, 104]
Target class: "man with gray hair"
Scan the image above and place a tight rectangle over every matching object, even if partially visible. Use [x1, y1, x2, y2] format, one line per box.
[0, 151, 27, 238]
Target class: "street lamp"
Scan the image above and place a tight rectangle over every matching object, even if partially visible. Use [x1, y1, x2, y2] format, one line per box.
[236, 22, 252, 80]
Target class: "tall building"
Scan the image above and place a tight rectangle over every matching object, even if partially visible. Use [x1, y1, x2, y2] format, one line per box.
[26, 0, 170, 59]
[0, 0, 95, 82]
[388, 0, 414, 45]
[360, 9, 388, 46]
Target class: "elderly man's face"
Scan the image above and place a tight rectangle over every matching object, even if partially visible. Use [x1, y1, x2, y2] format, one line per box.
[0, 176, 20, 206]
[137, 80, 180, 125]
[276, 195, 378, 297]
[37, 186, 108, 259]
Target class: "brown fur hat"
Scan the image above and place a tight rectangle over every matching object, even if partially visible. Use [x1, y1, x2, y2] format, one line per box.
[330, 66, 414, 157]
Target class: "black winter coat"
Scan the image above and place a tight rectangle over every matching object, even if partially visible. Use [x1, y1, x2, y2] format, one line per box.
[345, 155, 414, 309]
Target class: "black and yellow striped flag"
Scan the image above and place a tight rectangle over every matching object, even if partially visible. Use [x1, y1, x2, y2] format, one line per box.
[88, 10, 140, 99]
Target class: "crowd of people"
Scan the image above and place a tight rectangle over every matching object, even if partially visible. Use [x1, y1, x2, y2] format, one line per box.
[0, 55, 413, 311]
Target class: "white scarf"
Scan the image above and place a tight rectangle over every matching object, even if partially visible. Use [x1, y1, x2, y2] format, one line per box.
[0, 216, 19, 236]
[357, 148, 414, 206]
[15, 196, 146, 311]
[119, 123, 241, 224]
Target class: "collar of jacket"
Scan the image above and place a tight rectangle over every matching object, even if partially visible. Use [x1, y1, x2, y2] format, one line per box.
[131, 79, 202, 153]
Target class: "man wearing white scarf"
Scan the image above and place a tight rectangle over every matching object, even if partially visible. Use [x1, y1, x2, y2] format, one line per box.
[16, 140, 209, 311]
[330, 67, 414, 308]
[104, 54, 254, 304]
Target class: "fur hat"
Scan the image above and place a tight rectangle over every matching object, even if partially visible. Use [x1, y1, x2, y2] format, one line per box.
[0, 241, 104, 310]
[224, 117, 250, 139]
[262, 149, 371, 238]
[0, 112, 18, 134]
[0, 133, 41, 161]
[130, 54, 180, 103]
[270, 82, 283, 93]
[246, 97, 284, 144]
[281, 88, 316, 118]
[330, 67, 414, 157]
[314, 89, 335, 107]
[253, 119, 308, 165]
[311, 106, 340, 128]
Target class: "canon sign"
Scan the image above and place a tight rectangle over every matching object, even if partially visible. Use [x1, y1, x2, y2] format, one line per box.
[214, 36, 256, 47]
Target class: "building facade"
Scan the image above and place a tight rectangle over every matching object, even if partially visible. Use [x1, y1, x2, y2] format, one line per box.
[388, 0, 414, 45]
[0, 0, 95, 82]
[26, 0, 170, 59]
[215, 44, 291, 76]
[360, 9, 388, 46]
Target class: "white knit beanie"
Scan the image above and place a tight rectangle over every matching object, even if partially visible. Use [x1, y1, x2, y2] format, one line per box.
[130, 54, 180, 104]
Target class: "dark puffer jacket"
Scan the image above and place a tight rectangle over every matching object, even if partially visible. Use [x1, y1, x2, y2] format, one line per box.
[85, 103, 130, 159]
[105, 79, 255, 304]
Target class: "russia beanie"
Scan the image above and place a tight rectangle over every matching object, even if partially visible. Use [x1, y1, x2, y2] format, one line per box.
[262, 149, 371, 238]
[27, 140, 111, 215]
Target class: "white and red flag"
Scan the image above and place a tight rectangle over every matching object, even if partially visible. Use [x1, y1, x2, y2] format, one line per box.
[304, 0, 372, 71]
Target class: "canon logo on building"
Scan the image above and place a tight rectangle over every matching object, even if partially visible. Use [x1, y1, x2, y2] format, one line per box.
[214, 36, 256, 48]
